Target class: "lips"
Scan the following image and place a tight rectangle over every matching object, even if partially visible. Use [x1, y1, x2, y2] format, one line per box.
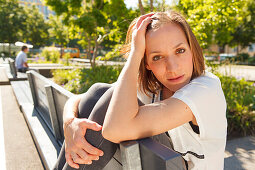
[167, 75, 184, 82]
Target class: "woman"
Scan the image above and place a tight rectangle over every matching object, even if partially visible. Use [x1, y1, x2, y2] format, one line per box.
[55, 11, 227, 170]
[102, 11, 227, 169]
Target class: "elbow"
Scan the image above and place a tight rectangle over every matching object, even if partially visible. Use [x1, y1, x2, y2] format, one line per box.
[102, 125, 123, 144]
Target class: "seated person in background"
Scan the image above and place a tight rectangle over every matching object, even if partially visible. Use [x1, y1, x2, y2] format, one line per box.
[15, 45, 29, 73]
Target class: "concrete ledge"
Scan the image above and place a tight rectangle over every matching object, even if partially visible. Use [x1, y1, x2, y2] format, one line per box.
[11, 81, 61, 170]
[0, 67, 10, 85]
[21, 103, 60, 170]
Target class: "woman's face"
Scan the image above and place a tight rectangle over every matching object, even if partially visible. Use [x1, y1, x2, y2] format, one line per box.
[145, 22, 193, 95]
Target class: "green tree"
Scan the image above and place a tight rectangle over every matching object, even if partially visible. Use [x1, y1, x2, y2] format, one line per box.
[0, 0, 26, 56]
[136, 0, 172, 14]
[48, 14, 69, 48]
[45, 0, 134, 67]
[138, 0, 145, 14]
[175, 0, 245, 51]
[24, 6, 50, 48]
[230, 0, 255, 53]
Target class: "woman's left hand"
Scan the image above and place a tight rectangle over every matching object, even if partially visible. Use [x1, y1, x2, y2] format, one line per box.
[130, 13, 154, 59]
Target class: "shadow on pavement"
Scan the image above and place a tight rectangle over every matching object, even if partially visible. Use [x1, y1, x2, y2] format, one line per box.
[225, 136, 255, 170]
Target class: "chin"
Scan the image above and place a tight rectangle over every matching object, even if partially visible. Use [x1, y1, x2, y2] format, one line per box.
[164, 81, 189, 93]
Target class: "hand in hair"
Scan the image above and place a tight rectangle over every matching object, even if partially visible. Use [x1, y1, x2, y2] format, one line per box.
[130, 13, 154, 59]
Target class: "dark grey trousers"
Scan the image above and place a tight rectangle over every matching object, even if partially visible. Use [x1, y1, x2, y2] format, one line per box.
[53, 83, 176, 170]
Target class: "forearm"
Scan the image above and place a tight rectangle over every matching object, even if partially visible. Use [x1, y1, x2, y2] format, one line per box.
[103, 14, 153, 142]
[24, 62, 28, 67]
[63, 94, 83, 124]
[103, 52, 142, 135]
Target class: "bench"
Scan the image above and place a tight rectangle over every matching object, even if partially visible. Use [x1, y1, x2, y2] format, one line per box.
[7, 58, 27, 81]
[12, 70, 183, 170]
[11, 72, 62, 169]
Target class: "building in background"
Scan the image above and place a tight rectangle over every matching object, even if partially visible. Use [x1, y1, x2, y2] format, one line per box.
[207, 43, 255, 57]
[18, 0, 55, 19]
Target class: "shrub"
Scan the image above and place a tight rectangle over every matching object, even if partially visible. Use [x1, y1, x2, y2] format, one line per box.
[248, 56, 255, 65]
[78, 65, 122, 93]
[41, 49, 51, 61]
[216, 73, 255, 137]
[62, 52, 71, 66]
[235, 53, 250, 62]
[52, 69, 82, 93]
[40, 48, 60, 63]
[50, 50, 60, 63]
[52, 65, 123, 94]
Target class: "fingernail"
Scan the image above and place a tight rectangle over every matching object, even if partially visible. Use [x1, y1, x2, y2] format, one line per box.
[100, 152, 104, 156]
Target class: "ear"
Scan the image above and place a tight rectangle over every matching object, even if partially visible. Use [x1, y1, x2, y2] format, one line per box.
[145, 63, 151, 70]
[144, 53, 151, 70]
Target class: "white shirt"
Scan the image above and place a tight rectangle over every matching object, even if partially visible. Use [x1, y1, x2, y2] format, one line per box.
[15, 51, 27, 69]
[138, 71, 227, 170]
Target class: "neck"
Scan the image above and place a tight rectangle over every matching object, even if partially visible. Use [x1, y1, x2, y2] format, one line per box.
[162, 86, 174, 100]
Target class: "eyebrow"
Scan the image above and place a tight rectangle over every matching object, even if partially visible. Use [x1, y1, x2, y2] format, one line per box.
[149, 42, 185, 54]
[174, 42, 184, 49]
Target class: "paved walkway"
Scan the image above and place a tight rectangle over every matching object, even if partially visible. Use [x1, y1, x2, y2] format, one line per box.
[225, 136, 255, 170]
[0, 85, 43, 170]
[218, 65, 255, 81]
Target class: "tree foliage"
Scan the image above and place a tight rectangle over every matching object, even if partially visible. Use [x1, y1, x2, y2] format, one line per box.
[48, 15, 69, 47]
[0, 0, 26, 55]
[175, 0, 245, 51]
[45, 0, 136, 67]
[24, 6, 50, 48]
[0, 0, 50, 54]
[230, 0, 255, 50]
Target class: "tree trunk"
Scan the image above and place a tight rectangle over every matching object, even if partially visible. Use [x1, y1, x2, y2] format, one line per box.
[3, 44, 5, 58]
[150, 0, 154, 12]
[85, 34, 92, 65]
[8, 43, 11, 58]
[138, 0, 145, 15]
[236, 45, 239, 55]
[219, 45, 225, 53]
[92, 35, 98, 68]
[60, 45, 63, 58]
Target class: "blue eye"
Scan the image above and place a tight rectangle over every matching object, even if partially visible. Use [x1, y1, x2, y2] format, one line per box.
[176, 48, 185, 54]
[152, 55, 162, 61]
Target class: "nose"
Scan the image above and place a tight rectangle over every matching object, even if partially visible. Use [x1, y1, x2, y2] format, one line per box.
[165, 55, 178, 73]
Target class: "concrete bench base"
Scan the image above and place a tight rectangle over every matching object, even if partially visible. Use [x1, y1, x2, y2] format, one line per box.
[11, 81, 60, 170]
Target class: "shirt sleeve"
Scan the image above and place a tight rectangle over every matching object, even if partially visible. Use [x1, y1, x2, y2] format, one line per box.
[22, 53, 27, 63]
[171, 73, 227, 140]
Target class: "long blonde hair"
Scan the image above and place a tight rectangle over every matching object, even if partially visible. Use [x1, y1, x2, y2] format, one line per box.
[122, 11, 205, 96]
